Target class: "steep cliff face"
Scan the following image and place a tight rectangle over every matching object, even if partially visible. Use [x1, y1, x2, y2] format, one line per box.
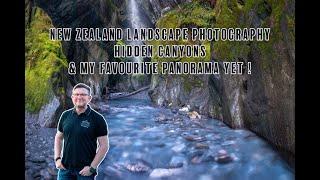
[148, 1, 216, 117]
[25, 4, 70, 127]
[148, 0, 295, 165]
[210, 0, 295, 164]
[26, 0, 126, 127]
[33, 0, 125, 97]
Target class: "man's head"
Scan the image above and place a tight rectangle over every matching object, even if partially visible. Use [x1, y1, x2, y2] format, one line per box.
[71, 83, 92, 108]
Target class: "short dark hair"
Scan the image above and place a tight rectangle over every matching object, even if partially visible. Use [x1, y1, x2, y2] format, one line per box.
[73, 83, 91, 95]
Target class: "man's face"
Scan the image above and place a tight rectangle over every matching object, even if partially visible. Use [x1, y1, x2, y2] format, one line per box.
[71, 88, 91, 108]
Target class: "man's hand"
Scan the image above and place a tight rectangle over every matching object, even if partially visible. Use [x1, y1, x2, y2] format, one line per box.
[54, 131, 64, 170]
[55, 159, 66, 170]
[79, 166, 92, 176]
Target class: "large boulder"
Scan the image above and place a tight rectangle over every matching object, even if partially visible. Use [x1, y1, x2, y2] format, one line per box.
[37, 95, 60, 127]
[149, 74, 215, 116]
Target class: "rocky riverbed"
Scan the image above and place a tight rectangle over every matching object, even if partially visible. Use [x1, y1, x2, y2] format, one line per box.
[25, 113, 57, 180]
[98, 98, 294, 180]
[25, 98, 294, 180]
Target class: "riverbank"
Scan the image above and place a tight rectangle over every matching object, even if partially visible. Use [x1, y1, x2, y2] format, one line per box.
[25, 113, 57, 180]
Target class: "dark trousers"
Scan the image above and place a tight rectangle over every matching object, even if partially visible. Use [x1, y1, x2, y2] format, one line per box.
[57, 168, 96, 180]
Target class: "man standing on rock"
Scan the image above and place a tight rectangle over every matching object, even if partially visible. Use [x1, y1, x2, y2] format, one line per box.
[54, 83, 109, 180]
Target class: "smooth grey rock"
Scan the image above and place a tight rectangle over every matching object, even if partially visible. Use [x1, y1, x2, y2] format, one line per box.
[171, 143, 186, 153]
[125, 162, 151, 173]
[38, 96, 60, 128]
[104, 165, 122, 178]
[149, 168, 183, 178]
[169, 156, 186, 168]
[40, 169, 51, 179]
[30, 157, 46, 163]
[195, 143, 209, 149]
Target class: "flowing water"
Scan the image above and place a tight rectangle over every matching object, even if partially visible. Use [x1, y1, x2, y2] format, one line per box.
[128, 0, 144, 63]
[96, 98, 294, 180]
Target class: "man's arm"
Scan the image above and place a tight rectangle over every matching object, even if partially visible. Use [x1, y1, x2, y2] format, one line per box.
[79, 135, 109, 176]
[54, 131, 66, 169]
[91, 135, 109, 168]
